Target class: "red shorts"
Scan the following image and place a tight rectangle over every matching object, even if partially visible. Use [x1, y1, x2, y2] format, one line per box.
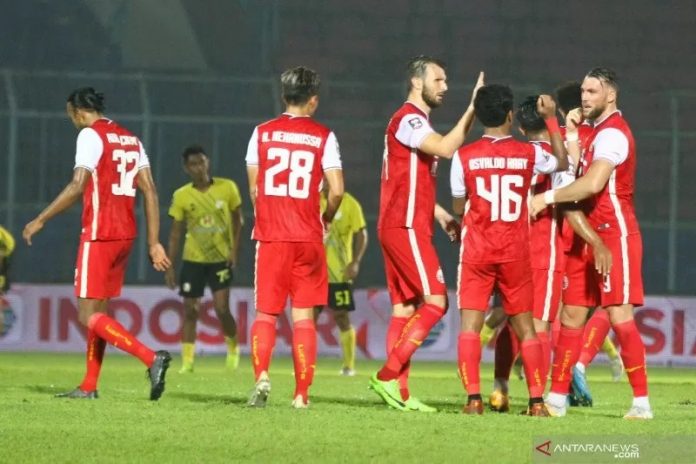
[74, 239, 133, 299]
[600, 234, 644, 307]
[563, 234, 644, 308]
[457, 259, 533, 316]
[562, 244, 599, 308]
[532, 268, 562, 322]
[379, 228, 446, 305]
[254, 241, 327, 314]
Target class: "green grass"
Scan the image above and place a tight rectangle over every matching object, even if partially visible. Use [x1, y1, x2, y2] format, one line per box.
[0, 353, 694, 463]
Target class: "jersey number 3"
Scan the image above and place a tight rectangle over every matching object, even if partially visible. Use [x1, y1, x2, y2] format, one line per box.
[111, 149, 140, 197]
[476, 174, 523, 222]
[265, 148, 315, 199]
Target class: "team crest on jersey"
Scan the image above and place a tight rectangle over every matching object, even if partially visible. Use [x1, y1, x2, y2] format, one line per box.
[215, 200, 225, 209]
[408, 117, 423, 129]
[334, 211, 343, 221]
[199, 215, 214, 228]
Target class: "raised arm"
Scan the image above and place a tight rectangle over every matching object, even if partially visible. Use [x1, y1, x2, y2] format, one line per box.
[536, 95, 569, 172]
[136, 167, 171, 271]
[419, 72, 485, 159]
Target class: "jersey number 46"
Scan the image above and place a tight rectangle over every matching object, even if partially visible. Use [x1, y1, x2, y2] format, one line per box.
[476, 174, 523, 222]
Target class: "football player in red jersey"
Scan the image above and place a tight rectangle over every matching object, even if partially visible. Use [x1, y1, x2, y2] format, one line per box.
[23, 87, 172, 400]
[531, 68, 652, 419]
[245, 67, 344, 408]
[369, 56, 483, 412]
[451, 85, 569, 416]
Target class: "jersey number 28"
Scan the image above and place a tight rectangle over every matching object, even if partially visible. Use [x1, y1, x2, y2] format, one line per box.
[476, 174, 523, 222]
[265, 148, 315, 199]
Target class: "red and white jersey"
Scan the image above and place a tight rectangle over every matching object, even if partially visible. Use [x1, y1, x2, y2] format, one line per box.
[450, 135, 558, 264]
[245, 113, 342, 243]
[74, 118, 150, 241]
[528, 141, 573, 271]
[583, 111, 640, 237]
[378, 102, 438, 235]
[559, 123, 595, 252]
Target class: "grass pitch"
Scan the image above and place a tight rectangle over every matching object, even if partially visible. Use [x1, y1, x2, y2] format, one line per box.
[0, 353, 693, 463]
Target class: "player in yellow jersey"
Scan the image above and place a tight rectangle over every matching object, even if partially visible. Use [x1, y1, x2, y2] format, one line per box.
[314, 186, 368, 376]
[165, 145, 243, 373]
[0, 225, 15, 296]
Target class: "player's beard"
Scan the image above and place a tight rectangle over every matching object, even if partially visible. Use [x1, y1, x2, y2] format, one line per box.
[584, 103, 606, 121]
[422, 86, 443, 109]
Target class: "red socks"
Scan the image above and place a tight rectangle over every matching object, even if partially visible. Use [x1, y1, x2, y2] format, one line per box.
[493, 323, 519, 381]
[536, 330, 551, 383]
[458, 331, 481, 395]
[613, 319, 648, 397]
[79, 329, 106, 392]
[250, 313, 277, 381]
[520, 338, 546, 398]
[292, 319, 317, 401]
[549, 326, 583, 394]
[88, 313, 155, 367]
[378, 304, 445, 381]
[578, 309, 611, 367]
[385, 315, 411, 400]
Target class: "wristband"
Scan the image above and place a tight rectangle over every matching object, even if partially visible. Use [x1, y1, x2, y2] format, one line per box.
[565, 131, 579, 142]
[543, 189, 556, 205]
[544, 117, 561, 136]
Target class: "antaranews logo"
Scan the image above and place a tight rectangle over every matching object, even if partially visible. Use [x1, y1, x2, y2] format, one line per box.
[535, 440, 552, 457]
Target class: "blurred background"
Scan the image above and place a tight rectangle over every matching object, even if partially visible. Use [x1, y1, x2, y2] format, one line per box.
[1, 0, 695, 294]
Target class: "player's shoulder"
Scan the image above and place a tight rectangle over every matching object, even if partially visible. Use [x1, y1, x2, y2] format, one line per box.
[213, 177, 240, 192]
[341, 191, 359, 207]
[173, 183, 194, 199]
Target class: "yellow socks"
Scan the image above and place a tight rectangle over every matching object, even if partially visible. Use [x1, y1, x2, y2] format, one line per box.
[226, 336, 240, 370]
[180, 342, 195, 373]
[339, 327, 356, 370]
[480, 323, 496, 347]
[602, 336, 619, 360]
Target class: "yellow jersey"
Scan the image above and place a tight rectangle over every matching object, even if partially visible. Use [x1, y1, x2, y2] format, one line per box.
[0, 226, 15, 257]
[168, 177, 242, 263]
[321, 192, 366, 283]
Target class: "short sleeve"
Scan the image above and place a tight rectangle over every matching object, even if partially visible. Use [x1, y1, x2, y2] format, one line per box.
[349, 196, 367, 232]
[532, 144, 558, 174]
[245, 127, 259, 166]
[322, 131, 342, 171]
[395, 114, 435, 149]
[450, 153, 466, 198]
[74, 128, 104, 171]
[137, 141, 150, 170]
[551, 163, 576, 189]
[228, 180, 242, 210]
[593, 128, 629, 166]
[168, 191, 185, 221]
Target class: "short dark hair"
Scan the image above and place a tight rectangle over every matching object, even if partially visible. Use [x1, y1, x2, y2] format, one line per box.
[67, 87, 105, 112]
[585, 67, 619, 92]
[516, 95, 546, 133]
[555, 81, 581, 114]
[474, 84, 514, 128]
[181, 144, 207, 162]
[406, 55, 446, 91]
[281, 67, 320, 105]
